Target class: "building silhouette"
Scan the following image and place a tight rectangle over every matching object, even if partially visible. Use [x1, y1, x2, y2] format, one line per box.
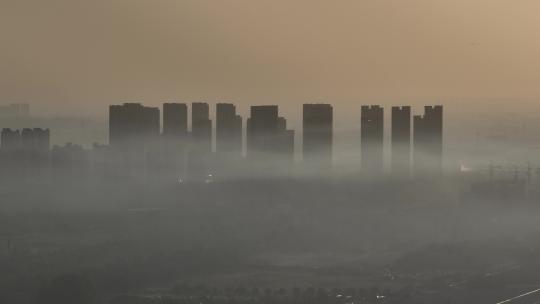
[1, 128, 49, 153]
[191, 102, 212, 151]
[216, 103, 242, 154]
[0, 129, 23, 180]
[21, 128, 50, 153]
[163, 103, 188, 138]
[391, 106, 411, 177]
[0, 128, 50, 181]
[276, 117, 295, 164]
[157, 103, 189, 184]
[109, 103, 160, 148]
[413, 105, 443, 177]
[0, 103, 30, 117]
[188, 102, 212, 181]
[303, 104, 333, 172]
[247, 106, 294, 175]
[108, 103, 160, 182]
[247, 105, 279, 157]
[1, 128, 21, 151]
[361, 105, 384, 174]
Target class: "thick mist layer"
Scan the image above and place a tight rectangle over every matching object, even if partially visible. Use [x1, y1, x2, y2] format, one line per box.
[2, 1, 540, 303]
[1, 101, 540, 304]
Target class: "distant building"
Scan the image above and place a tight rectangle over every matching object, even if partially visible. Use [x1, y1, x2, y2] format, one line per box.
[276, 117, 295, 164]
[247, 105, 279, 156]
[0, 103, 30, 117]
[1, 128, 49, 152]
[160, 103, 189, 183]
[216, 103, 242, 154]
[163, 103, 188, 138]
[191, 102, 212, 151]
[21, 128, 50, 153]
[413, 105, 443, 177]
[0, 128, 50, 181]
[361, 105, 384, 174]
[187, 102, 213, 181]
[391, 106, 411, 177]
[1, 128, 21, 151]
[247, 105, 294, 174]
[303, 104, 333, 171]
[108, 103, 160, 182]
[109, 103, 160, 148]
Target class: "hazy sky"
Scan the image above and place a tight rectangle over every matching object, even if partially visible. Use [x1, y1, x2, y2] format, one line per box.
[1, 0, 540, 118]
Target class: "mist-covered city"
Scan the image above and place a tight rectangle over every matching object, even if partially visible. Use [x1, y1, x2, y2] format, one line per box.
[1, 101, 540, 304]
[3, 0, 540, 303]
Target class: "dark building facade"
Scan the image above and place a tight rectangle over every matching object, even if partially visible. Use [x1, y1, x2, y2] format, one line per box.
[191, 102, 212, 151]
[108, 103, 160, 182]
[0, 128, 50, 181]
[1, 128, 49, 153]
[159, 103, 189, 184]
[216, 103, 242, 154]
[246, 106, 294, 175]
[303, 104, 333, 171]
[188, 102, 212, 181]
[163, 103, 188, 138]
[391, 106, 411, 177]
[276, 117, 295, 164]
[413, 105, 443, 177]
[247, 105, 279, 156]
[361, 105, 384, 174]
[109, 103, 160, 148]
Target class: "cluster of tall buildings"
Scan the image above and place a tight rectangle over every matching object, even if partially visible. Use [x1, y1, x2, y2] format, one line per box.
[107, 102, 442, 180]
[359, 105, 443, 177]
[0, 102, 443, 184]
[107, 103, 297, 181]
[0, 103, 30, 118]
[0, 128, 50, 152]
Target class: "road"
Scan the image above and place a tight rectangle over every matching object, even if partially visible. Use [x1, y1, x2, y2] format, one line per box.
[496, 288, 540, 304]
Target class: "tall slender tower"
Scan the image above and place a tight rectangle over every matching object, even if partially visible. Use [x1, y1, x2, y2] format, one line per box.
[216, 103, 242, 155]
[413, 105, 443, 177]
[361, 105, 384, 174]
[303, 104, 333, 172]
[191, 102, 212, 152]
[391, 106, 411, 177]
[187, 102, 212, 181]
[159, 103, 189, 183]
